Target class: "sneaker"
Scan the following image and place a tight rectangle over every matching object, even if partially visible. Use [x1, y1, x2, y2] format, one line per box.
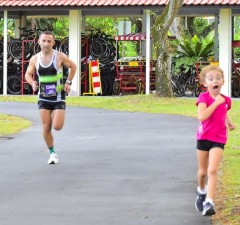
[202, 201, 216, 216]
[48, 153, 59, 164]
[195, 191, 206, 212]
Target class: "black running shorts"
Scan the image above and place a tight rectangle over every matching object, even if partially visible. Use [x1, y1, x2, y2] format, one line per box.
[38, 100, 66, 110]
[197, 140, 225, 151]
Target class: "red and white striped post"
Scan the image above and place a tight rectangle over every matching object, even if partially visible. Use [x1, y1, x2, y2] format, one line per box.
[90, 60, 102, 95]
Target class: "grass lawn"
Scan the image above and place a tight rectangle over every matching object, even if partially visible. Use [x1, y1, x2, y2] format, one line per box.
[0, 113, 32, 136]
[0, 94, 240, 224]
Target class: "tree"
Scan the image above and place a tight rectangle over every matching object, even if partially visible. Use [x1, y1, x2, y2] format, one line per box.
[186, 17, 215, 39]
[169, 17, 185, 41]
[152, 0, 183, 97]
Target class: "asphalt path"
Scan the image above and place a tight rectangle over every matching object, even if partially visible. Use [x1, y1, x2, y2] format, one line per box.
[0, 101, 212, 225]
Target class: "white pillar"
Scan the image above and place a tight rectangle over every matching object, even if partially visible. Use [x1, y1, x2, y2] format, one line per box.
[69, 10, 82, 96]
[144, 10, 151, 95]
[3, 11, 8, 96]
[219, 9, 232, 97]
[142, 11, 153, 58]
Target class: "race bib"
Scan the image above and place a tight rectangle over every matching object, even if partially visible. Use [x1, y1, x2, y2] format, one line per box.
[41, 84, 57, 97]
[45, 84, 56, 95]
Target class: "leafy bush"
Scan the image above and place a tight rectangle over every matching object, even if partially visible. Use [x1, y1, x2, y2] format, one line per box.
[173, 33, 214, 74]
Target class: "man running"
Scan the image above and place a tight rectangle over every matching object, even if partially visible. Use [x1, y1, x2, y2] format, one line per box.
[25, 31, 77, 164]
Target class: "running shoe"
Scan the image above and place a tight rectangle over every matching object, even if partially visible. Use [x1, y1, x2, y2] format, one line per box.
[48, 153, 59, 164]
[195, 190, 206, 212]
[202, 201, 216, 216]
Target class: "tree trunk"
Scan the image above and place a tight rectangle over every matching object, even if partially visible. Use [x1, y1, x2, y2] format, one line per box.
[169, 17, 185, 41]
[152, 0, 183, 97]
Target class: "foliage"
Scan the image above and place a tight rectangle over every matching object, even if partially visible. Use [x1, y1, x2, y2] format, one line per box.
[85, 17, 117, 36]
[1, 17, 68, 40]
[53, 18, 69, 38]
[85, 17, 140, 36]
[27, 18, 56, 30]
[171, 17, 215, 74]
[186, 17, 215, 39]
[233, 17, 240, 59]
[234, 16, 240, 40]
[173, 33, 214, 73]
[233, 46, 240, 59]
[0, 18, 15, 39]
[118, 41, 138, 58]
[25, 18, 69, 39]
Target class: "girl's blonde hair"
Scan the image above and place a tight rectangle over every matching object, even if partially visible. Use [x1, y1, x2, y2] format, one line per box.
[199, 65, 224, 84]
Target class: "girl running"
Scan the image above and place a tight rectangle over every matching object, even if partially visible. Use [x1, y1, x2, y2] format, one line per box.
[195, 65, 235, 216]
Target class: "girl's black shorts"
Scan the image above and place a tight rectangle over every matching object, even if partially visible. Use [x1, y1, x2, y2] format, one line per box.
[197, 140, 225, 151]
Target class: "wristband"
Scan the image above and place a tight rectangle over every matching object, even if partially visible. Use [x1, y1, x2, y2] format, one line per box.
[66, 80, 72, 85]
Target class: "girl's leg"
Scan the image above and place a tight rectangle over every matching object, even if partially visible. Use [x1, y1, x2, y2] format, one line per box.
[195, 149, 209, 212]
[197, 150, 209, 189]
[206, 147, 223, 201]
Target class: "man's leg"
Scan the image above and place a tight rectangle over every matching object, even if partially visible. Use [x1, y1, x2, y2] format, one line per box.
[39, 108, 59, 164]
[52, 109, 65, 131]
[39, 109, 53, 148]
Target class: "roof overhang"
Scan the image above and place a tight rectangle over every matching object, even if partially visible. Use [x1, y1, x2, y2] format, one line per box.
[0, 5, 240, 19]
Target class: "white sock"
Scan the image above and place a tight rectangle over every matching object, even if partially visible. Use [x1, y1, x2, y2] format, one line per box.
[197, 186, 207, 194]
[205, 198, 214, 205]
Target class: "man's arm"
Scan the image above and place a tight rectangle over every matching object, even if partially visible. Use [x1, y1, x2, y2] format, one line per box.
[60, 52, 77, 82]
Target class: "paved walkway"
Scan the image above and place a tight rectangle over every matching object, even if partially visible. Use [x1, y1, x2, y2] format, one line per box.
[0, 102, 212, 225]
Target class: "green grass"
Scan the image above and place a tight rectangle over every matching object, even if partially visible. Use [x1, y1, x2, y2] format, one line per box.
[0, 94, 197, 116]
[1, 94, 240, 224]
[0, 113, 32, 136]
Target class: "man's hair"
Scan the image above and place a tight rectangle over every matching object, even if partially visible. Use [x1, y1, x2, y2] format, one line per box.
[39, 31, 55, 39]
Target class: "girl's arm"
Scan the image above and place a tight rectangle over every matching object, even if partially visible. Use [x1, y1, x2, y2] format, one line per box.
[198, 94, 225, 122]
[226, 114, 236, 131]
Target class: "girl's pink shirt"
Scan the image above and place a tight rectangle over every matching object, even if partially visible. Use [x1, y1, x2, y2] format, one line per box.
[196, 91, 231, 144]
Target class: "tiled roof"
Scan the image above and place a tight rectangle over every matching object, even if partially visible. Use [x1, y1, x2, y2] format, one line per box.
[0, 0, 239, 6]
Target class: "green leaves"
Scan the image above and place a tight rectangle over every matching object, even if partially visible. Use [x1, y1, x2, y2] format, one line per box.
[178, 39, 195, 56]
[177, 34, 214, 57]
[173, 34, 214, 73]
[199, 41, 214, 57]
